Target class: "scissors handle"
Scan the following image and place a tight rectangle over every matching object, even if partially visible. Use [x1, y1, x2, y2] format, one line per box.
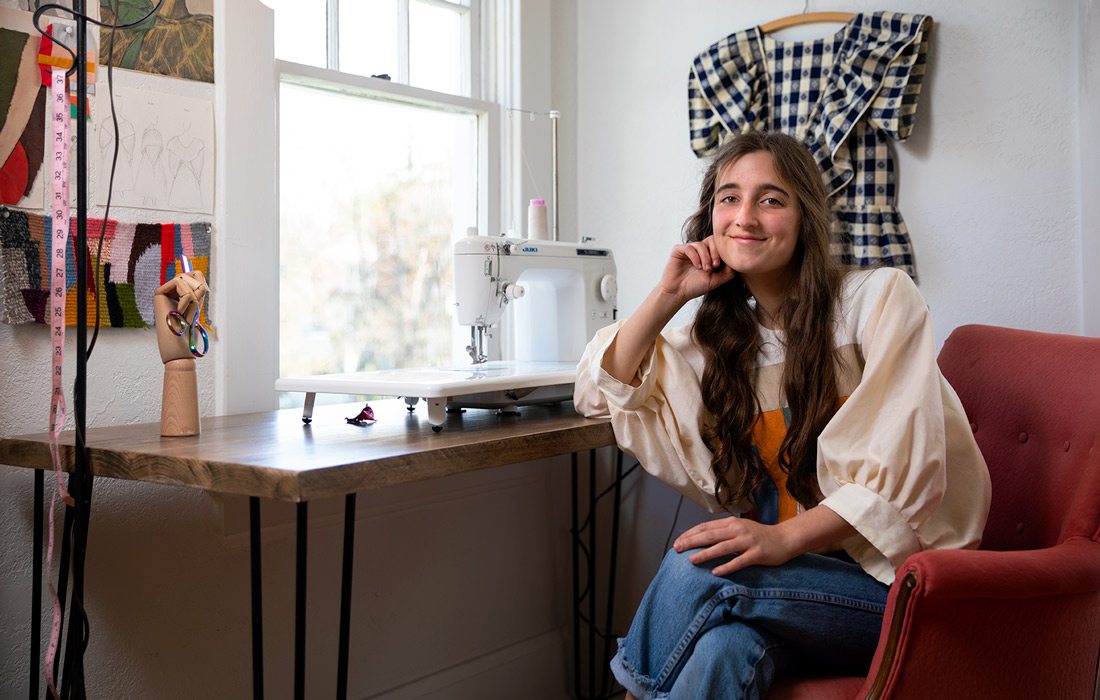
[188, 322, 209, 358]
[166, 309, 189, 337]
[165, 297, 209, 358]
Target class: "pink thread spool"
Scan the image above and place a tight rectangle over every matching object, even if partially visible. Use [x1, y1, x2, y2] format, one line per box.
[527, 198, 549, 240]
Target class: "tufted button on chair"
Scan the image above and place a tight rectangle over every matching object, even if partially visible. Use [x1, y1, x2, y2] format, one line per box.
[769, 324, 1100, 699]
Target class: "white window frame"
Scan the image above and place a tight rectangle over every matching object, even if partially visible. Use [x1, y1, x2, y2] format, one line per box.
[282, 0, 498, 235]
[277, 61, 499, 240]
[322, 0, 481, 97]
[273, 0, 505, 376]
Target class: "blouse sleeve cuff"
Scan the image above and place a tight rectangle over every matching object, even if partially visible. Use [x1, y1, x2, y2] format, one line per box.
[820, 482, 922, 571]
[587, 325, 660, 411]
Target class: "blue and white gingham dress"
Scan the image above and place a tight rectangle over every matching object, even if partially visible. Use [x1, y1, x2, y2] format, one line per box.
[689, 12, 931, 278]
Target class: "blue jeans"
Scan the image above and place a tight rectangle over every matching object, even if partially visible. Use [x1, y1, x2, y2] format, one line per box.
[610, 548, 889, 700]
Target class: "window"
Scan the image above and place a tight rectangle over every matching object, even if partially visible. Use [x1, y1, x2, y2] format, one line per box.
[269, 0, 479, 96]
[267, 0, 499, 394]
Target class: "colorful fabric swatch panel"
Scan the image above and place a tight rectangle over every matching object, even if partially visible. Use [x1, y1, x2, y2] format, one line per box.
[0, 207, 212, 328]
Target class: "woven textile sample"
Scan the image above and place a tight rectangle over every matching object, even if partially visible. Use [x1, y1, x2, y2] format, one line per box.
[0, 207, 212, 327]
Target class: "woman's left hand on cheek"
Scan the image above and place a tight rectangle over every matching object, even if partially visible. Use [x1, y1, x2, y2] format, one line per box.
[673, 516, 797, 576]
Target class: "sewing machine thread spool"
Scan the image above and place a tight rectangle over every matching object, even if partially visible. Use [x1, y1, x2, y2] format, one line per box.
[528, 198, 549, 240]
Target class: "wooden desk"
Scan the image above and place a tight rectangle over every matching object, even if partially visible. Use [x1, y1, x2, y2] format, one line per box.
[0, 399, 615, 500]
[1, 399, 616, 699]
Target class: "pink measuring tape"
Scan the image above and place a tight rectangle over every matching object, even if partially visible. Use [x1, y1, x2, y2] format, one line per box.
[44, 66, 74, 699]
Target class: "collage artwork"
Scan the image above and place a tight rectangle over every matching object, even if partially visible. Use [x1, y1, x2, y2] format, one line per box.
[0, 0, 214, 329]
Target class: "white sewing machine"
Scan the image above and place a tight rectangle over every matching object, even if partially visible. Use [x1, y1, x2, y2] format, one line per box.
[276, 233, 617, 431]
[455, 234, 617, 364]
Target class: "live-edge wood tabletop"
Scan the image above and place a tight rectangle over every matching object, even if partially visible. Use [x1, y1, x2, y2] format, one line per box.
[0, 399, 615, 502]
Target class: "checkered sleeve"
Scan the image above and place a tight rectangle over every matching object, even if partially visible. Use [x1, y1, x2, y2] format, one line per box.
[821, 13, 932, 155]
[868, 15, 931, 140]
[688, 29, 766, 158]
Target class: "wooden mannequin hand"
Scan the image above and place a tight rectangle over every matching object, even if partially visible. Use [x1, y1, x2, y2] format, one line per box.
[155, 270, 208, 315]
[154, 271, 209, 364]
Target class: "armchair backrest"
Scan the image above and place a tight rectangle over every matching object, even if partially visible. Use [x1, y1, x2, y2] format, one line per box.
[938, 324, 1100, 552]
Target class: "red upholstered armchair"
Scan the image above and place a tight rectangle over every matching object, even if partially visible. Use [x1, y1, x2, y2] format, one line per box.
[771, 324, 1100, 699]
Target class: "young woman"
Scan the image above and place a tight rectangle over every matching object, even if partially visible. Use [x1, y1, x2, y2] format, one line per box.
[574, 131, 991, 699]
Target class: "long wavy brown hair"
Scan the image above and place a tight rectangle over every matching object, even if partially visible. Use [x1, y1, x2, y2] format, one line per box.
[686, 132, 843, 511]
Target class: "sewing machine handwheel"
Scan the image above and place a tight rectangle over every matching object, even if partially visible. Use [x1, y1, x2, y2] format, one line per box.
[599, 274, 618, 302]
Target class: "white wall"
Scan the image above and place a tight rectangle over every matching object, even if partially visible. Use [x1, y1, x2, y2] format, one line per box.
[1080, 0, 1100, 336]
[560, 0, 1095, 634]
[214, 0, 279, 415]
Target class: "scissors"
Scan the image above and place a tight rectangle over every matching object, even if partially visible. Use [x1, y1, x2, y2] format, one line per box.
[165, 256, 209, 357]
[166, 294, 209, 358]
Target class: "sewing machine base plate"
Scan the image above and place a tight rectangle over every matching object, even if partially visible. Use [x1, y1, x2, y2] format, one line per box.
[276, 361, 578, 430]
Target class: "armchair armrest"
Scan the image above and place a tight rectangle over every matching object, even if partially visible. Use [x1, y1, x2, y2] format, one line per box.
[897, 537, 1100, 598]
[858, 538, 1100, 699]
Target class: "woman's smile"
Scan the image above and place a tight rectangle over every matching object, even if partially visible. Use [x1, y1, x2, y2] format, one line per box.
[710, 151, 801, 287]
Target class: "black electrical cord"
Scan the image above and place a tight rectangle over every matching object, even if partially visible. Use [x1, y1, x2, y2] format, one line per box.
[84, 2, 119, 358]
[33, 1, 165, 45]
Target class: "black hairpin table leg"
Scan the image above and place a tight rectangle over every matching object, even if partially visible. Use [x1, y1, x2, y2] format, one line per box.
[571, 448, 626, 700]
[337, 493, 357, 700]
[570, 453, 581, 699]
[587, 449, 597, 696]
[251, 495, 354, 700]
[601, 450, 624, 698]
[295, 502, 308, 700]
[250, 497, 264, 700]
[31, 469, 43, 700]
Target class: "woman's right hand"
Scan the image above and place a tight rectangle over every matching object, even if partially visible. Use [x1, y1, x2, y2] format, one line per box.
[659, 237, 736, 303]
[599, 237, 736, 386]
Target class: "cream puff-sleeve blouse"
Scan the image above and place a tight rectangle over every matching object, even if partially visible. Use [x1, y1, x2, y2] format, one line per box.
[574, 267, 991, 585]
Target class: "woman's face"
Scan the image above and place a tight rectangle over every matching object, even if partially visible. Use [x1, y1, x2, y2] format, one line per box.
[710, 151, 801, 287]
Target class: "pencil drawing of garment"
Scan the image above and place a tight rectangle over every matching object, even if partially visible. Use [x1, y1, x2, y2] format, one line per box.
[134, 121, 166, 206]
[167, 132, 204, 210]
[99, 116, 137, 192]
